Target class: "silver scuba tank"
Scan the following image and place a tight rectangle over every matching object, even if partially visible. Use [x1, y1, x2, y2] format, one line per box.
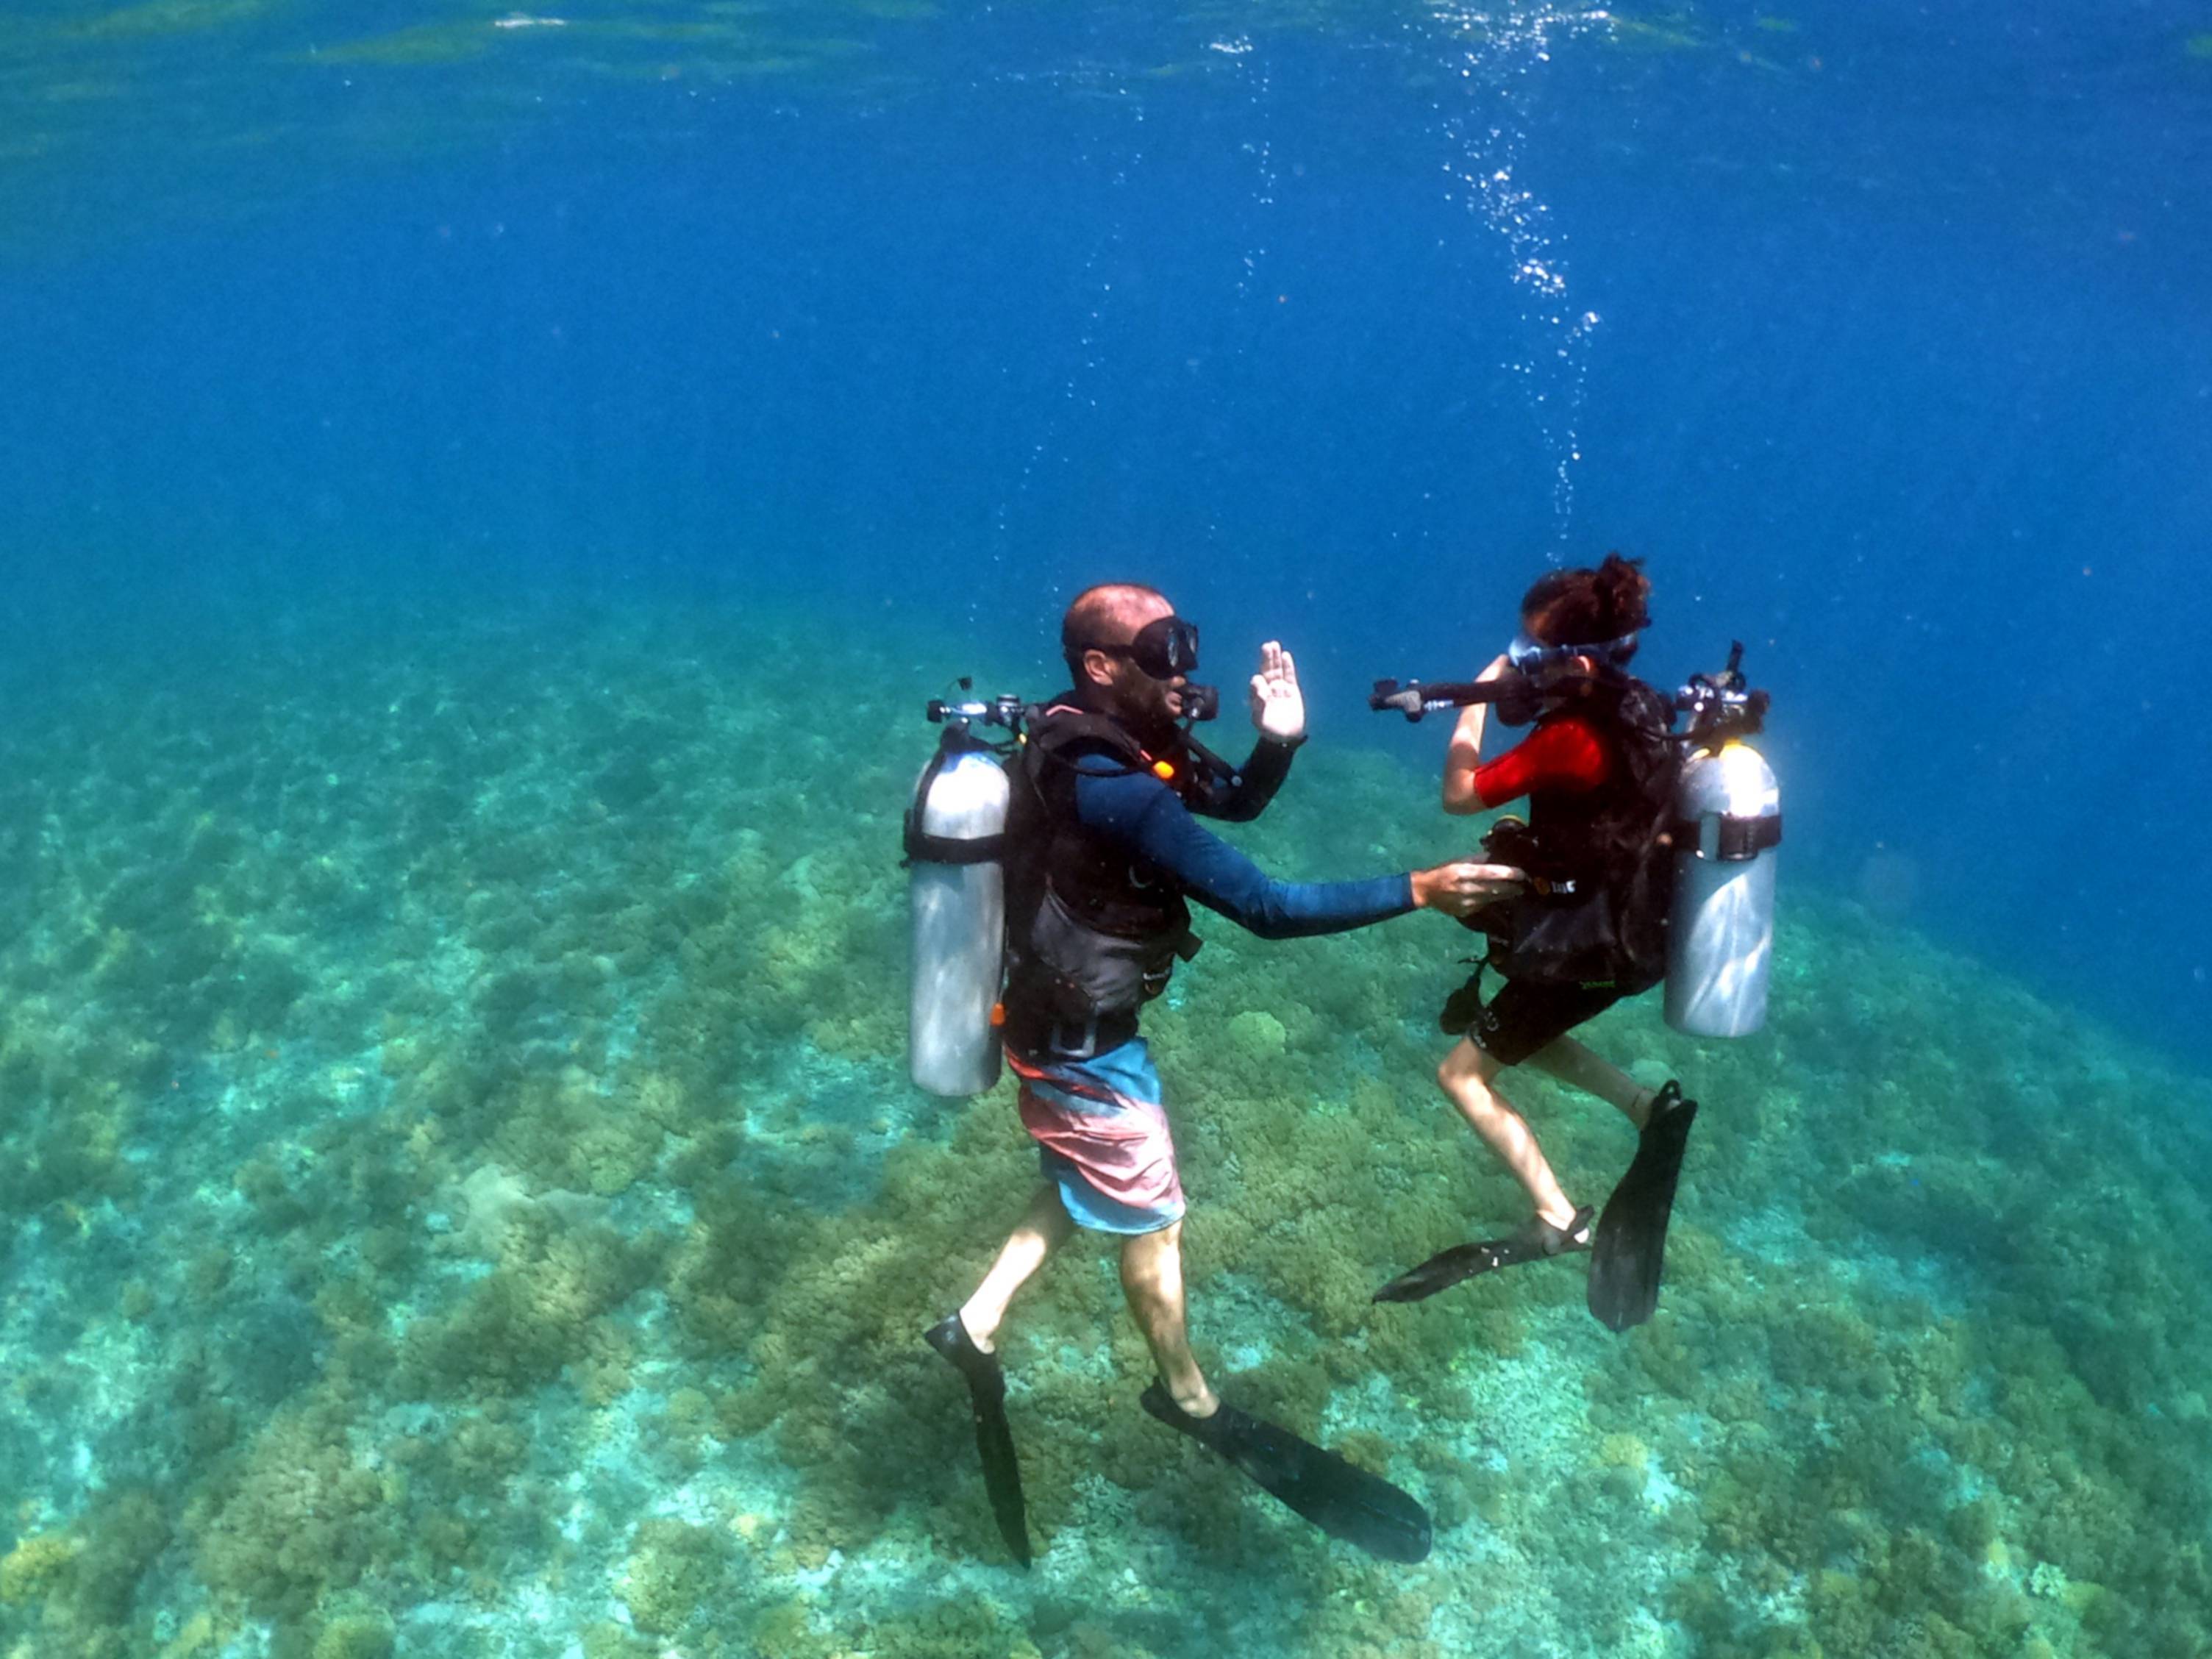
[1663, 740, 1780, 1038]
[907, 725, 1010, 1096]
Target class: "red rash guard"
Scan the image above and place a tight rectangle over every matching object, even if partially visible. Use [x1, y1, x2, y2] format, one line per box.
[1472, 716, 1613, 808]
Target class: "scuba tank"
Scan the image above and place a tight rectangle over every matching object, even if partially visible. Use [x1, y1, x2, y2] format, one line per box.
[902, 677, 1226, 1090]
[1663, 646, 1781, 1038]
[905, 698, 1016, 1097]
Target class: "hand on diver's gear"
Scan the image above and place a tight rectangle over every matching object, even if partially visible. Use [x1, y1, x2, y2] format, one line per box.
[1248, 640, 1305, 742]
[1411, 860, 1527, 918]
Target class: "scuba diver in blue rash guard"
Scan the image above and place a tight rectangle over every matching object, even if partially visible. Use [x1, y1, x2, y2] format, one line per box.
[921, 581, 1521, 1567]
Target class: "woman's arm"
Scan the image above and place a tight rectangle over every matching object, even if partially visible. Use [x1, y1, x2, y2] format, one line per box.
[1441, 653, 1511, 815]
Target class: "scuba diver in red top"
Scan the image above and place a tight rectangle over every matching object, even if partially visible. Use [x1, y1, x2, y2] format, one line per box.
[926, 581, 1519, 1567]
[1371, 554, 1700, 1333]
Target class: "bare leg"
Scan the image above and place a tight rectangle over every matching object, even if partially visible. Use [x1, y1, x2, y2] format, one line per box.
[1436, 1038, 1577, 1231]
[1120, 1221, 1218, 1419]
[1524, 1035, 1657, 1129]
[959, 1185, 1074, 1353]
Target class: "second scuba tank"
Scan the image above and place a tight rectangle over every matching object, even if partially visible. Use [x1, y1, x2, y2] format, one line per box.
[1664, 740, 1781, 1038]
[907, 724, 1010, 1096]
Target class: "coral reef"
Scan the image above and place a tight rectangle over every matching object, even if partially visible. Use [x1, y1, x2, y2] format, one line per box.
[185, 1389, 396, 1619]
[1, 596, 2206, 1658]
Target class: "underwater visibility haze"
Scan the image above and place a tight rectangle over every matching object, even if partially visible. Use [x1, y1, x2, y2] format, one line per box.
[1, 1, 2211, 1655]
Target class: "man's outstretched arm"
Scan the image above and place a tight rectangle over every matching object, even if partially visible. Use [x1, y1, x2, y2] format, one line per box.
[1077, 768, 1512, 939]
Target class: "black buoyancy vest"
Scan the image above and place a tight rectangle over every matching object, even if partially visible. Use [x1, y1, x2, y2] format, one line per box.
[1000, 697, 1206, 1050]
[1489, 671, 1680, 991]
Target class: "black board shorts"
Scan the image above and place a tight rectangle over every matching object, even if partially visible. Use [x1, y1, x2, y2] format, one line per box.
[1443, 971, 1624, 1067]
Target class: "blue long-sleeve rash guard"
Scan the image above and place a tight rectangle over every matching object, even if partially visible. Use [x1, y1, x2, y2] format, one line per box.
[1071, 755, 1416, 939]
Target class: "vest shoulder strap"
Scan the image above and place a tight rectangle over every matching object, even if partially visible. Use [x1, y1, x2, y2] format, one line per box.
[1023, 701, 1155, 778]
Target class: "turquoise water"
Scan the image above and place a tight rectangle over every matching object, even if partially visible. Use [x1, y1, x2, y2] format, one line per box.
[3, 4, 2211, 1656]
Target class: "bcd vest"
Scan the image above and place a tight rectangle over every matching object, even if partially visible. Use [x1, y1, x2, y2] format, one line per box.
[1000, 697, 1207, 1055]
[1479, 671, 1680, 992]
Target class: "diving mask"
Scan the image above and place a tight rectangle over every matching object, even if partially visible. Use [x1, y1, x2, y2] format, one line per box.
[1093, 615, 1201, 682]
[1506, 629, 1638, 675]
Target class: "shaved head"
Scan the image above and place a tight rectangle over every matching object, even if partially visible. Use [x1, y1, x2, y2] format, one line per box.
[1062, 582, 1170, 658]
[1061, 582, 1171, 671]
[1058, 580, 1191, 729]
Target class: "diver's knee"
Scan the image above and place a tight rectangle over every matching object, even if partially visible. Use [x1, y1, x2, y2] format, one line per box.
[1436, 1048, 1480, 1095]
[1438, 1042, 1497, 1096]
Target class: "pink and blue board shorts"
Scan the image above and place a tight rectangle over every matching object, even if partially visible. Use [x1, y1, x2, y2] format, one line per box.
[1007, 1038, 1185, 1235]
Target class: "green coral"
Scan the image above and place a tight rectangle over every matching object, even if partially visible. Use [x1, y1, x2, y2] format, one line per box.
[401, 1215, 656, 1398]
[309, 1609, 396, 1659]
[0, 1491, 176, 1655]
[618, 1519, 744, 1640]
[187, 1393, 394, 1617]
[0, 1530, 81, 1604]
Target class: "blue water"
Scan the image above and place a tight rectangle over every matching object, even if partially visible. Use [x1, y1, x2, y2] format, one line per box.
[5, 7, 2212, 1653]
[5, 0, 2205, 1056]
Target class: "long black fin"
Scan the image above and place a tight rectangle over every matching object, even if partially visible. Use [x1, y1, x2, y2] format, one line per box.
[1141, 1382, 1433, 1564]
[1372, 1205, 1594, 1304]
[925, 1315, 1031, 1567]
[1587, 1083, 1699, 1332]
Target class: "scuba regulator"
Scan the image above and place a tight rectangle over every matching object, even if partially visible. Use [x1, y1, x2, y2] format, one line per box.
[1671, 641, 1769, 754]
[925, 678, 1223, 737]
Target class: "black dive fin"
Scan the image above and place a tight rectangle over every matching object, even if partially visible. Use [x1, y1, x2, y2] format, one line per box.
[1371, 1205, 1595, 1304]
[1140, 1381, 1433, 1564]
[1587, 1082, 1699, 1332]
[925, 1315, 1030, 1567]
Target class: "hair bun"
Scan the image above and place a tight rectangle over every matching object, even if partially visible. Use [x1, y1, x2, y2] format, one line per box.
[1595, 552, 1652, 635]
[1519, 552, 1652, 644]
